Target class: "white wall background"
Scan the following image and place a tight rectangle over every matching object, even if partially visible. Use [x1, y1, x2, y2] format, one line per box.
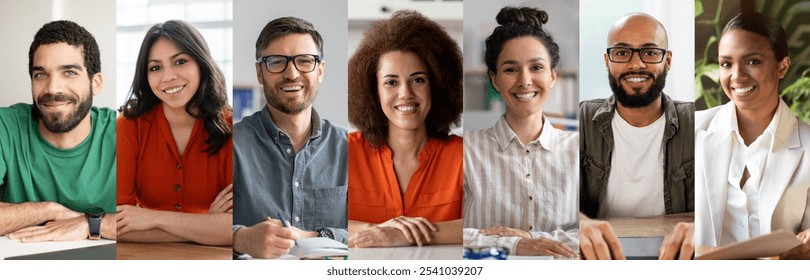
[0, 0, 117, 109]
[579, 0, 695, 102]
[233, 0, 348, 127]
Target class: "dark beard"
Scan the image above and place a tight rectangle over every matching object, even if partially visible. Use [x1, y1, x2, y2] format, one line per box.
[262, 76, 314, 115]
[33, 89, 93, 134]
[608, 68, 667, 108]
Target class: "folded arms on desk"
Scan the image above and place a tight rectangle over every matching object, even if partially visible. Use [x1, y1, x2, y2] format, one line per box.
[116, 184, 234, 246]
[0, 201, 116, 241]
[348, 218, 462, 248]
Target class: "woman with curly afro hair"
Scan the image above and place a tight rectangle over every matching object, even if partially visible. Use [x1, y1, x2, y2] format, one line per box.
[347, 10, 463, 250]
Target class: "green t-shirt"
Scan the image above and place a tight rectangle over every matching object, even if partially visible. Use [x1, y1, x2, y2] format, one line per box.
[0, 103, 116, 213]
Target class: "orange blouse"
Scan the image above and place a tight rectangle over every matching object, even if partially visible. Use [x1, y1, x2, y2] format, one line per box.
[117, 103, 233, 213]
[348, 132, 462, 224]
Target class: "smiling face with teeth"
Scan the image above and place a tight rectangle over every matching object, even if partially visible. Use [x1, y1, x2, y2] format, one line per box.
[490, 36, 557, 120]
[604, 15, 671, 108]
[718, 29, 790, 112]
[146, 37, 201, 113]
[31, 42, 101, 134]
[376, 51, 431, 133]
[256, 34, 324, 116]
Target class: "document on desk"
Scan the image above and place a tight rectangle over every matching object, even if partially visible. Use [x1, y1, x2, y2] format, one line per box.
[288, 237, 348, 259]
[0, 236, 115, 260]
[696, 231, 801, 260]
[250, 237, 348, 260]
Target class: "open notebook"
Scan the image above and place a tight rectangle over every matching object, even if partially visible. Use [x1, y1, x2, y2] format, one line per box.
[285, 237, 348, 260]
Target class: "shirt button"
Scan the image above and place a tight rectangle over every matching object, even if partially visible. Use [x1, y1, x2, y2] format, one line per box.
[525, 174, 530, 178]
[294, 181, 300, 187]
[174, 184, 182, 191]
[286, 148, 292, 154]
[529, 196, 533, 200]
[525, 150, 530, 153]
[174, 204, 182, 210]
[294, 216, 300, 222]
[529, 226, 533, 230]
[176, 163, 182, 169]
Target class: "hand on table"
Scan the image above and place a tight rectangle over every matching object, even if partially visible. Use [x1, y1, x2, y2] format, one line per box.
[209, 184, 233, 213]
[377, 216, 437, 246]
[479, 226, 531, 239]
[116, 205, 158, 235]
[580, 220, 624, 260]
[516, 238, 576, 258]
[659, 222, 694, 260]
[349, 226, 413, 248]
[234, 218, 300, 259]
[8, 216, 89, 242]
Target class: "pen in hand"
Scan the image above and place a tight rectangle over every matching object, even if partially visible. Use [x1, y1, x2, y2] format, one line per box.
[275, 213, 297, 246]
[277, 213, 290, 228]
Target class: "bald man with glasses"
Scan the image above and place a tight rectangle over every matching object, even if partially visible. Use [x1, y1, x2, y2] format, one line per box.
[579, 13, 695, 260]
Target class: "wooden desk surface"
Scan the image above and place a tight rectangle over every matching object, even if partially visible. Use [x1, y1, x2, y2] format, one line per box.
[117, 242, 232, 260]
[605, 212, 694, 237]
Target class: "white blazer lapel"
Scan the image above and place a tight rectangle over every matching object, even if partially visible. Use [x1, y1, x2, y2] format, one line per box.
[696, 103, 736, 246]
[758, 102, 803, 235]
[698, 130, 733, 245]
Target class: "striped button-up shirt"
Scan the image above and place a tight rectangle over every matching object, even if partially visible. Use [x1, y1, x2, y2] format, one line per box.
[463, 116, 579, 253]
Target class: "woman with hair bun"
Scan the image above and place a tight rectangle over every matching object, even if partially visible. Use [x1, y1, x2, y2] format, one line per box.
[463, 6, 578, 258]
[347, 10, 463, 249]
[695, 12, 810, 259]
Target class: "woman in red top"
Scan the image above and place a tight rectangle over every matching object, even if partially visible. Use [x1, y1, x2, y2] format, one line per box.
[347, 11, 464, 248]
[116, 20, 233, 246]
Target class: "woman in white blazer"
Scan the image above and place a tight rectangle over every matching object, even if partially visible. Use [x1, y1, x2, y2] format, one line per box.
[695, 12, 810, 259]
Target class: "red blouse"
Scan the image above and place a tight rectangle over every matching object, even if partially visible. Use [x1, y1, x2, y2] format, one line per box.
[348, 132, 463, 223]
[117, 103, 233, 213]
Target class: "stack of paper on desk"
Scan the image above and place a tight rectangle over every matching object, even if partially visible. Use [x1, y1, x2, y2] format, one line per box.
[287, 237, 348, 259]
[696, 231, 801, 260]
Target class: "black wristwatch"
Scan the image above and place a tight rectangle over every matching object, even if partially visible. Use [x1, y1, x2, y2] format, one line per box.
[317, 228, 334, 240]
[84, 207, 105, 240]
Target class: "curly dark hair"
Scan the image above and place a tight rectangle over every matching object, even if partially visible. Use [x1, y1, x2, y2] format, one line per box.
[348, 10, 463, 148]
[28, 20, 100, 79]
[121, 20, 232, 154]
[484, 6, 560, 74]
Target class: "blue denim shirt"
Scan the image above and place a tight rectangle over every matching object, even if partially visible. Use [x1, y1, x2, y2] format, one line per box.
[233, 107, 348, 246]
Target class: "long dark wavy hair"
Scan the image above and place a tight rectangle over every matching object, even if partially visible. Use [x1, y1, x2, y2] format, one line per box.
[121, 20, 232, 154]
[348, 10, 463, 148]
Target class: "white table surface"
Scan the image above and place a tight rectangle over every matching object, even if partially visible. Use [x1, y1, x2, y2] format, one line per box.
[0, 236, 115, 259]
[349, 245, 462, 260]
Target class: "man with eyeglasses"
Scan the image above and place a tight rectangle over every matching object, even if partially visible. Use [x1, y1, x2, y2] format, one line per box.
[231, 17, 348, 259]
[579, 13, 695, 260]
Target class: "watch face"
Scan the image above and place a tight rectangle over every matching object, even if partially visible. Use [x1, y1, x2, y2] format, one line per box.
[85, 207, 105, 216]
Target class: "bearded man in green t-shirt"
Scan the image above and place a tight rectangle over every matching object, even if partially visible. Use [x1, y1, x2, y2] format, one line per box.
[0, 20, 116, 241]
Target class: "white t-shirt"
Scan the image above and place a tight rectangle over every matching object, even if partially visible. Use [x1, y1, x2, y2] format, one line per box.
[599, 111, 666, 218]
